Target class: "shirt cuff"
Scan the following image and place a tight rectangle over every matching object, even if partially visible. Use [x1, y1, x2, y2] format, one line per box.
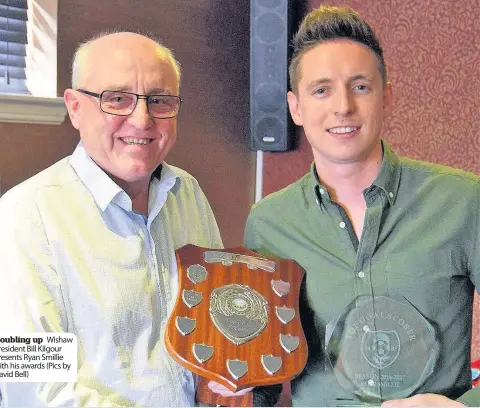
[456, 386, 480, 406]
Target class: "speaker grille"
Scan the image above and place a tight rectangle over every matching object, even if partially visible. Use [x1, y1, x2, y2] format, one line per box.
[250, 0, 295, 152]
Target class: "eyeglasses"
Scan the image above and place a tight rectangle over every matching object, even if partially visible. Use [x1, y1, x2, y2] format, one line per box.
[77, 89, 182, 119]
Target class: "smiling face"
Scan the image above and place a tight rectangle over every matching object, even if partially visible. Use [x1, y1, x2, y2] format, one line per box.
[287, 39, 392, 169]
[64, 33, 180, 192]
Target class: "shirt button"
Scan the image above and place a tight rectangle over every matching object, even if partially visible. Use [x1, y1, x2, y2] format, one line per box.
[363, 325, 370, 332]
[368, 379, 375, 387]
[339, 221, 346, 229]
[358, 271, 365, 278]
[389, 192, 394, 198]
[319, 188, 325, 195]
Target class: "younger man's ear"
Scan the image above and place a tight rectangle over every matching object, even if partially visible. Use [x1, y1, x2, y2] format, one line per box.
[383, 81, 393, 117]
[287, 91, 303, 126]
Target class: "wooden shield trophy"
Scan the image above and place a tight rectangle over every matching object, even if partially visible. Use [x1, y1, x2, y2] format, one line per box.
[165, 244, 307, 406]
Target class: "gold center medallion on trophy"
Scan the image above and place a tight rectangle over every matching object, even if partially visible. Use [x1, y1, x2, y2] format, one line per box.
[209, 283, 268, 345]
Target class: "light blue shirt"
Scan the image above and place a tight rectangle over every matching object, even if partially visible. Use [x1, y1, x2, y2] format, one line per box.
[0, 143, 223, 406]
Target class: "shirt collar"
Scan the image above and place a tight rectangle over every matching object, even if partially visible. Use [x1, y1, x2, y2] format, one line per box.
[147, 162, 178, 220]
[69, 142, 180, 212]
[70, 142, 124, 211]
[371, 141, 401, 206]
[310, 140, 401, 206]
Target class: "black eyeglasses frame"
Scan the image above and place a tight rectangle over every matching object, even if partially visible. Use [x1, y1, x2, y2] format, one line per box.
[76, 89, 182, 119]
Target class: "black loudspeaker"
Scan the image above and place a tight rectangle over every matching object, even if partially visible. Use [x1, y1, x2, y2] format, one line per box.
[250, 0, 297, 152]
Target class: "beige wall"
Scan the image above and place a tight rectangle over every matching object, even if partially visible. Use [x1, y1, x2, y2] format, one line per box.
[0, 0, 254, 247]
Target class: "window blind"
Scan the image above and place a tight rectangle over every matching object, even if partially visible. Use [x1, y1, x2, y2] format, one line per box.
[0, 0, 28, 94]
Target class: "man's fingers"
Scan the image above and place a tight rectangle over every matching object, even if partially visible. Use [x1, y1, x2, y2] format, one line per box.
[382, 398, 410, 407]
[382, 394, 463, 407]
[207, 381, 253, 396]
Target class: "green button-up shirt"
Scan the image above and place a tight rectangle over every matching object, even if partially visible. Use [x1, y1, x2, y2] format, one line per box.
[245, 142, 480, 406]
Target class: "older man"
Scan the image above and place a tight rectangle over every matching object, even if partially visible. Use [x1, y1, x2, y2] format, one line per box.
[0, 32, 222, 406]
[244, 5, 480, 407]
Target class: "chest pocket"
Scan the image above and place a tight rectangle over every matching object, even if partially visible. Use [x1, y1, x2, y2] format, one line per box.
[386, 250, 453, 319]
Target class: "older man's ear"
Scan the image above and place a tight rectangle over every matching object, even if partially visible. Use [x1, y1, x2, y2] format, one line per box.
[64, 89, 81, 130]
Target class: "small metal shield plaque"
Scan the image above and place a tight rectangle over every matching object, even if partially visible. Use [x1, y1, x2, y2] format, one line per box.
[261, 355, 282, 375]
[271, 279, 291, 297]
[275, 306, 295, 324]
[326, 296, 438, 402]
[227, 359, 248, 379]
[183, 289, 202, 308]
[165, 245, 307, 393]
[193, 343, 214, 363]
[187, 264, 207, 284]
[280, 333, 300, 353]
[176, 316, 196, 336]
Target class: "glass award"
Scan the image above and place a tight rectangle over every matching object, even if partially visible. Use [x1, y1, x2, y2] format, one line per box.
[326, 296, 438, 403]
